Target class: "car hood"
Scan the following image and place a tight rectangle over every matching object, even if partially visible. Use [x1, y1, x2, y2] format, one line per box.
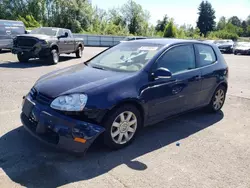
[17, 34, 56, 40]
[235, 46, 250, 50]
[217, 43, 233, 47]
[34, 64, 134, 98]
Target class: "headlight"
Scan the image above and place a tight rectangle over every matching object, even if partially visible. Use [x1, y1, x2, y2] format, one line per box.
[50, 94, 88, 112]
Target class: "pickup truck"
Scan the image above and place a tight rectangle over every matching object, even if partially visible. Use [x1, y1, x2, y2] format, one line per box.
[12, 27, 84, 64]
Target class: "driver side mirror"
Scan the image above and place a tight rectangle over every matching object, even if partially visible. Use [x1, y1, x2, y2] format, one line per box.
[152, 68, 172, 80]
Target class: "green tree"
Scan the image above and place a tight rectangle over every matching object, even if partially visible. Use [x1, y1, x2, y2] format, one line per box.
[197, 1, 216, 37]
[108, 8, 126, 27]
[228, 16, 241, 27]
[247, 26, 250, 37]
[155, 14, 168, 32]
[217, 16, 226, 30]
[246, 15, 250, 26]
[242, 21, 248, 36]
[18, 15, 41, 28]
[121, 0, 150, 35]
[163, 19, 177, 38]
[225, 22, 243, 36]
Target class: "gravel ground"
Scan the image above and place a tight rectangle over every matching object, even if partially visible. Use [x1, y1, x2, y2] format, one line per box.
[0, 49, 250, 188]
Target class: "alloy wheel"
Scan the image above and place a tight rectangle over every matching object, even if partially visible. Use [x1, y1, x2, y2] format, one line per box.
[53, 51, 59, 63]
[110, 111, 137, 145]
[213, 89, 225, 110]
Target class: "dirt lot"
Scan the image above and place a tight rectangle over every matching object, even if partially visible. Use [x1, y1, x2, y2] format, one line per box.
[0, 48, 250, 188]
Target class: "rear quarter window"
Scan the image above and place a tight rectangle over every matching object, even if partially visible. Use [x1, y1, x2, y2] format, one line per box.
[195, 44, 217, 67]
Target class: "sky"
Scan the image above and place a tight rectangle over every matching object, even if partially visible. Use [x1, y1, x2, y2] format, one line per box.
[91, 0, 250, 27]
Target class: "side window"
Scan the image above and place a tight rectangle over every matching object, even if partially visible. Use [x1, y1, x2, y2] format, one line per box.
[195, 44, 216, 67]
[58, 29, 64, 37]
[156, 45, 196, 74]
[63, 29, 70, 38]
[67, 30, 72, 38]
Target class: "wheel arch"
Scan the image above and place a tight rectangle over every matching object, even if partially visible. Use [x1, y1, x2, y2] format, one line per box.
[102, 99, 146, 127]
[76, 43, 84, 50]
[50, 44, 59, 53]
[219, 82, 228, 92]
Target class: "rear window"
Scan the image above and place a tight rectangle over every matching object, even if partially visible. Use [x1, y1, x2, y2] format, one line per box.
[195, 44, 217, 67]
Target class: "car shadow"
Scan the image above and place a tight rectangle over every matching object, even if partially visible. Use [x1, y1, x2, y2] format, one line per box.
[0, 55, 79, 69]
[0, 110, 224, 188]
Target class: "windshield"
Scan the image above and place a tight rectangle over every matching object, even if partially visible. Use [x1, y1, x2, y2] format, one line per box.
[30, 27, 58, 36]
[88, 42, 164, 72]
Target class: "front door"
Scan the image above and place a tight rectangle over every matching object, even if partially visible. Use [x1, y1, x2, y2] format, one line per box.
[142, 44, 202, 123]
[58, 29, 68, 54]
[63, 29, 75, 52]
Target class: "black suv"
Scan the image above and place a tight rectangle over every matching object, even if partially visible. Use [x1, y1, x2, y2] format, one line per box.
[12, 27, 84, 64]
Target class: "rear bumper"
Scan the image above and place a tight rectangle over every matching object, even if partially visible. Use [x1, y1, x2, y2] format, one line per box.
[21, 95, 105, 153]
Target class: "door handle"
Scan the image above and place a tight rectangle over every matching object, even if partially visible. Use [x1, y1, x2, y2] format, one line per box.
[172, 86, 183, 95]
[194, 75, 201, 81]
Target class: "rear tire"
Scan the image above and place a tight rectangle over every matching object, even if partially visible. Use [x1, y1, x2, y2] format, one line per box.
[206, 85, 227, 113]
[103, 105, 142, 150]
[48, 49, 59, 65]
[75, 46, 83, 58]
[17, 53, 29, 63]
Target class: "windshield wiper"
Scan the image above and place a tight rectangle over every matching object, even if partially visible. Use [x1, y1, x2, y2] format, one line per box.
[91, 65, 106, 70]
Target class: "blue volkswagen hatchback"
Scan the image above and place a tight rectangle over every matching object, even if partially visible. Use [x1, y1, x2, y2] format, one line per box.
[21, 39, 228, 153]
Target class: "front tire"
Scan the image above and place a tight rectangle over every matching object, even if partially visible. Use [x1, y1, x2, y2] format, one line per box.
[48, 49, 59, 65]
[17, 53, 29, 63]
[103, 105, 142, 150]
[206, 85, 226, 113]
[75, 46, 83, 58]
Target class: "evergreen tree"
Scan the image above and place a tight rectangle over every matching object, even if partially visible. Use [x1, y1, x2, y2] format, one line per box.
[197, 1, 216, 37]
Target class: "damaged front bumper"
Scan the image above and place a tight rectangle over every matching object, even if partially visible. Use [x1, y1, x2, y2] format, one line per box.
[12, 43, 51, 57]
[21, 95, 105, 154]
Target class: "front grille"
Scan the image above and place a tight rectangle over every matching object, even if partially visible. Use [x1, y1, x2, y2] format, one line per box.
[29, 87, 53, 105]
[36, 93, 53, 105]
[16, 37, 37, 47]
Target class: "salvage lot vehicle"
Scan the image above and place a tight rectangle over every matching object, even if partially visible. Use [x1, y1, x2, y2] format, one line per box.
[233, 42, 250, 55]
[12, 27, 84, 64]
[0, 19, 26, 51]
[214, 40, 234, 54]
[21, 39, 228, 153]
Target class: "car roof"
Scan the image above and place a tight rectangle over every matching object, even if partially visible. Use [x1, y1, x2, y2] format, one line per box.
[0, 19, 25, 26]
[127, 38, 210, 46]
[38, 27, 69, 30]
